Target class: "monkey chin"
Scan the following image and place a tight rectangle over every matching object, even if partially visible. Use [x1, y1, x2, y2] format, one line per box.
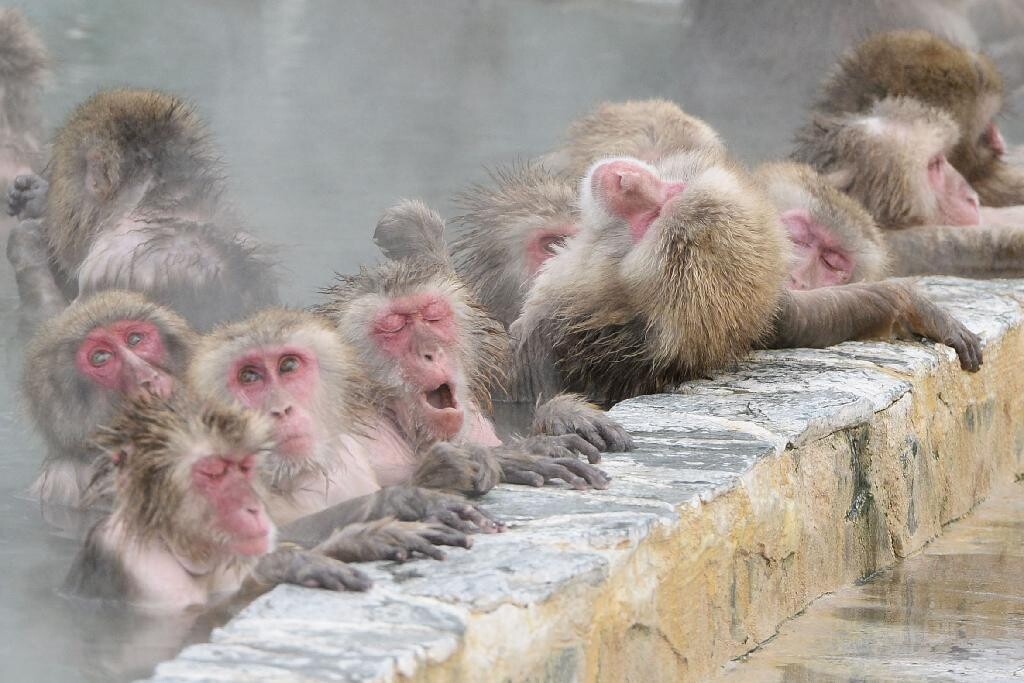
[421, 382, 464, 440]
[229, 530, 272, 557]
[275, 431, 314, 459]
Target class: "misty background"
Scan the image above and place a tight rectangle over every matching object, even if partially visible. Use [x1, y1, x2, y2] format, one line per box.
[2, 1, 1023, 681]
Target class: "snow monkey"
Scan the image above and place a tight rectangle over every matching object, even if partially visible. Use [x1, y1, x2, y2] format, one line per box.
[188, 307, 504, 544]
[808, 30, 1024, 207]
[317, 200, 627, 491]
[6, 88, 278, 336]
[792, 97, 1024, 279]
[508, 153, 983, 405]
[22, 290, 195, 508]
[755, 161, 889, 290]
[63, 394, 376, 612]
[540, 99, 724, 180]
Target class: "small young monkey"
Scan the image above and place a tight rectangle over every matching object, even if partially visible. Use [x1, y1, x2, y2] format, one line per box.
[64, 394, 374, 612]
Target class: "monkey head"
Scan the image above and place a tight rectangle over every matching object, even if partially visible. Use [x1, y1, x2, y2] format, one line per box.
[321, 258, 507, 446]
[513, 150, 788, 398]
[452, 164, 580, 327]
[96, 394, 276, 562]
[795, 97, 980, 229]
[23, 290, 195, 458]
[756, 161, 887, 290]
[188, 309, 365, 489]
[542, 99, 725, 179]
[816, 30, 1006, 187]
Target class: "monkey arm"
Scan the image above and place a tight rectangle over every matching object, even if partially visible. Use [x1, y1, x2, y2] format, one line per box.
[766, 282, 982, 371]
[531, 393, 635, 454]
[278, 486, 504, 548]
[883, 223, 1024, 278]
[6, 218, 67, 336]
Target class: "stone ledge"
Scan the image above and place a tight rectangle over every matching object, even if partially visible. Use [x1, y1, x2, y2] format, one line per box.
[148, 277, 1024, 683]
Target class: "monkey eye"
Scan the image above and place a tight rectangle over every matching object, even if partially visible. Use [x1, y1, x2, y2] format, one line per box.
[195, 458, 227, 479]
[821, 251, 849, 272]
[421, 301, 449, 322]
[126, 331, 145, 346]
[377, 313, 406, 333]
[238, 366, 263, 384]
[279, 355, 301, 374]
[539, 235, 566, 255]
[89, 349, 113, 367]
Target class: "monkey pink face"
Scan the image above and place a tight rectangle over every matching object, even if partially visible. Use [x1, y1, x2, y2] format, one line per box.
[191, 453, 271, 556]
[75, 320, 174, 398]
[228, 346, 318, 459]
[780, 209, 853, 290]
[371, 292, 464, 440]
[591, 160, 685, 241]
[526, 223, 578, 274]
[928, 153, 980, 226]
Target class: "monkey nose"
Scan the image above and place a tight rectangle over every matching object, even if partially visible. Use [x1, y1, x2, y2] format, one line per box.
[270, 405, 293, 418]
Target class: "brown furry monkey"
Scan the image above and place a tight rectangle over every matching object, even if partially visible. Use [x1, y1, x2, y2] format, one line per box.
[509, 153, 982, 405]
[6, 88, 278, 334]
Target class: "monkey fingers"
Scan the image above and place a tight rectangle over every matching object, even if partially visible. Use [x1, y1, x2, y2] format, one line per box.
[317, 519, 470, 563]
[515, 434, 601, 463]
[498, 453, 610, 490]
[254, 547, 372, 592]
[376, 486, 506, 534]
[905, 294, 983, 372]
[532, 394, 636, 455]
[7, 173, 47, 219]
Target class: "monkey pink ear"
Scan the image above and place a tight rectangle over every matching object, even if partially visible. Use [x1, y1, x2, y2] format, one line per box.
[823, 167, 854, 192]
[84, 148, 114, 199]
[779, 208, 814, 242]
[110, 444, 134, 467]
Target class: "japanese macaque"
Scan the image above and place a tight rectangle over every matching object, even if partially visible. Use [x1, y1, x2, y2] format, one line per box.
[316, 200, 625, 491]
[794, 97, 981, 229]
[508, 153, 982, 405]
[0, 9, 47, 241]
[188, 307, 504, 547]
[452, 164, 578, 327]
[755, 161, 888, 289]
[23, 290, 195, 508]
[809, 30, 1024, 207]
[6, 88, 278, 335]
[792, 97, 1024, 279]
[540, 100, 724, 179]
[64, 394, 375, 612]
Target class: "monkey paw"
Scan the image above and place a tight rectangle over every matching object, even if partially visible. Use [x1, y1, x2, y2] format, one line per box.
[255, 548, 372, 591]
[498, 451, 611, 490]
[379, 486, 506, 535]
[317, 518, 471, 563]
[514, 433, 602, 464]
[7, 173, 48, 219]
[412, 442, 502, 498]
[532, 394, 635, 457]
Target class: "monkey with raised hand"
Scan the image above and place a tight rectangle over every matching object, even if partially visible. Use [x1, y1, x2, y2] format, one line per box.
[316, 200, 621, 493]
[508, 152, 982, 406]
[6, 88, 278, 335]
[188, 306, 500, 553]
[792, 97, 1024, 279]
[807, 29, 1024, 207]
[64, 393, 379, 612]
[22, 290, 195, 508]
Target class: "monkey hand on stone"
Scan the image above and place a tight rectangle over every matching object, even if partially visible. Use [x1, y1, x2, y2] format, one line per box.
[315, 517, 470, 563]
[279, 486, 505, 548]
[532, 394, 635, 456]
[7, 173, 47, 219]
[251, 544, 372, 592]
[412, 442, 502, 498]
[495, 445, 611, 490]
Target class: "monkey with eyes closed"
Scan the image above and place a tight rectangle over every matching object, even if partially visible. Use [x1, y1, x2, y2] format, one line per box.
[314, 200, 624, 492]
[506, 152, 982, 406]
[6, 88, 278, 336]
[791, 96, 1024, 281]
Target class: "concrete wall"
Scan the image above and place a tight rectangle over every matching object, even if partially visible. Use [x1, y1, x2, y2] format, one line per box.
[149, 277, 1024, 683]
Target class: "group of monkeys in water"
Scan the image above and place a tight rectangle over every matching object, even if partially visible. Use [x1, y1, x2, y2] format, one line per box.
[1, 9, 1023, 614]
